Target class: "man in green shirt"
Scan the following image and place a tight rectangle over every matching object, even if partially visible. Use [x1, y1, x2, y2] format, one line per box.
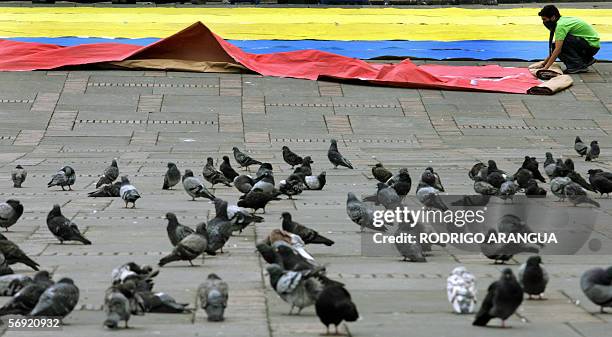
[536, 5, 600, 74]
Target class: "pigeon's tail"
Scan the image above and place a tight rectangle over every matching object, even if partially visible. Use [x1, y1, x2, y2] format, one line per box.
[205, 305, 225, 322]
[585, 198, 601, 208]
[104, 312, 120, 329]
[311, 235, 335, 246]
[362, 194, 378, 204]
[75, 234, 92, 245]
[197, 188, 216, 201]
[13, 182, 22, 188]
[162, 180, 170, 190]
[0, 302, 23, 316]
[20, 256, 39, 271]
[96, 176, 111, 188]
[344, 302, 359, 322]
[158, 254, 180, 267]
[472, 312, 493, 326]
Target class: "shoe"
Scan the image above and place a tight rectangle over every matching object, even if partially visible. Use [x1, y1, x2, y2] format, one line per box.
[564, 66, 589, 74]
[586, 58, 597, 67]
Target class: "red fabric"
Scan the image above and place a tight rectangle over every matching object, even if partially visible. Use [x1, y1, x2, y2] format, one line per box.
[0, 22, 541, 94]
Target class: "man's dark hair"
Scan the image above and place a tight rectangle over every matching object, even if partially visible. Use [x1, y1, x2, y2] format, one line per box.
[539, 5, 561, 18]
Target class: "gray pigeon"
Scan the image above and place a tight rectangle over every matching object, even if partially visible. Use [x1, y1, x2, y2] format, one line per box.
[198, 273, 229, 322]
[182, 169, 215, 201]
[0, 251, 12, 276]
[0, 236, 40, 271]
[588, 169, 612, 197]
[29, 277, 79, 319]
[469, 162, 486, 181]
[233, 175, 255, 194]
[47, 166, 76, 191]
[580, 266, 612, 313]
[120, 176, 141, 208]
[304, 171, 326, 191]
[266, 264, 323, 315]
[158, 222, 208, 267]
[88, 181, 121, 198]
[372, 162, 393, 183]
[473, 268, 523, 327]
[586, 140, 600, 162]
[11, 165, 27, 188]
[203, 157, 231, 187]
[0, 199, 23, 231]
[46, 204, 91, 245]
[135, 291, 190, 313]
[256, 163, 273, 179]
[295, 156, 314, 176]
[328, 139, 353, 169]
[473, 178, 499, 196]
[375, 182, 402, 210]
[0, 274, 32, 296]
[252, 170, 275, 195]
[480, 229, 539, 264]
[96, 159, 119, 188]
[499, 179, 518, 201]
[563, 181, 600, 207]
[0, 271, 53, 316]
[575, 136, 588, 156]
[205, 199, 234, 255]
[394, 221, 426, 262]
[281, 212, 334, 246]
[227, 203, 264, 234]
[165, 213, 194, 246]
[425, 167, 445, 192]
[162, 162, 181, 190]
[416, 183, 448, 211]
[346, 193, 387, 232]
[282, 146, 304, 169]
[550, 176, 572, 200]
[104, 286, 131, 329]
[233, 147, 262, 169]
[237, 188, 275, 214]
[543, 152, 557, 179]
[220, 155, 239, 181]
[279, 174, 304, 199]
[518, 256, 548, 300]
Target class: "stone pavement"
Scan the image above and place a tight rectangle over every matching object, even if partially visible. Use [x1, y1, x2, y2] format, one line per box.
[0, 61, 611, 337]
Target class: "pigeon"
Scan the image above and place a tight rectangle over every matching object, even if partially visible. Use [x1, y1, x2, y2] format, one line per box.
[514, 168, 533, 189]
[564, 182, 600, 207]
[480, 229, 539, 264]
[165, 213, 194, 246]
[580, 266, 612, 313]
[182, 170, 215, 201]
[394, 221, 426, 262]
[416, 183, 448, 211]
[447, 266, 477, 314]
[376, 182, 402, 210]
[554, 159, 570, 178]
[525, 179, 547, 197]
[550, 176, 572, 200]
[104, 286, 131, 329]
[543, 152, 557, 179]
[96, 159, 119, 188]
[499, 178, 518, 202]
[252, 170, 275, 194]
[219, 155, 239, 181]
[162, 162, 181, 190]
[282, 146, 304, 168]
[266, 229, 317, 265]
[473, 178, 499, 196]
[425, 167, 445, 192]
[518, 256, 548, 300]
[372, 162, 393, 183]
[586, 140, 600, 162]
[328, 139, 353, 169]
[205, 198, 233, 255]
[29, 277, 79, 319]
[485, 160, 506, 176]
[0, 236, 39, 271]
[203, 157, 231, 187]
[0, 274, 33, 296]
[0, 271, 53, 316]
[279, 174, 304, 199]
[315, 283, 359, 335]
[564, 158, 575, 172]
[521, 156, 546, 182]
[256, 242, 283, 265]
[473, 268, 523, 327]
[275, 244, 318, 272]
[233, 147, 261, 169]
[266, 264, 324, 315]
[497, 215, 539, 244]
[237, 188, 274, 214]
[0, 252, 13, 276]
[46, 204, 92, 245]
[111, 262, 158, 292]
[233, 175, 255, 194]
[88, 181, 121, 198]
[302, 171, 325, 191]
[158, 222, 208, 267]
[11, 165, 27, 188]
[120, 176, 141, 208]
[390, 170, 411, 199]
[135, 291, 190, 313]
[198, 273, 229, 322]
[295, 156, 314, 176]
[346, 192, 387, 232]
[588, 169, 612, 197]
[47, 166, 76, 191]
[0, 199, 23, 231]
[575, 136, 588, 156]
[281, 212, 334, 246]
[227, 203, 264, 234]
[469, 162, 486, 181]
[486, 171, 506, 189]
[451, 195, 491, 207]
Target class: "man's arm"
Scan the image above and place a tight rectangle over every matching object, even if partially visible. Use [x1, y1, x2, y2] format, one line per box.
[543, 40, 564, 69]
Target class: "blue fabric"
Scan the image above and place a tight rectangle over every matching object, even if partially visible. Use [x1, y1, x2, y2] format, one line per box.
[7, 37, 611, 61]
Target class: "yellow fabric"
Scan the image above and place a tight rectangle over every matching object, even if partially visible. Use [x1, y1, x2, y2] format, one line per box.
[0, 7, 610, 41]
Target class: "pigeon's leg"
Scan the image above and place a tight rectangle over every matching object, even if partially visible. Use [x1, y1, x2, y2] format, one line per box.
[188, 260, 194, 267]
[288, 305, 294, 315]
[262, 208, 266, 214]
[325, 326, 329, 335]
[601, 306, 607, 314]
[501, 320, 506, 328]
[61, 186, 66, 191]
[4, 228, 8, 232]
[125, 321, 129, 329]
[220, 248, 224, 254]
[528, 294, 532, 300]
[538, 294, 545, 300]
[296, 307, 303, 315]
[334, 325, 339, 335]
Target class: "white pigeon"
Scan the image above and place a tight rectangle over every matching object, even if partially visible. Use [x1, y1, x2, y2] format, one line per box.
[446, 266, 477, 314]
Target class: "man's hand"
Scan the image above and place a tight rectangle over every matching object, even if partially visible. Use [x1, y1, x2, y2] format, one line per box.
[529, 61, 545, 69]
[543, 40, 564, 69]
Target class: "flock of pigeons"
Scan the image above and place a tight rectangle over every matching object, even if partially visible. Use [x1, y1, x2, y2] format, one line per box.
[1, 136, 611, 332]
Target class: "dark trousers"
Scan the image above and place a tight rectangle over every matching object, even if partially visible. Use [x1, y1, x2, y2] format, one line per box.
[551, 34, 599, 70]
